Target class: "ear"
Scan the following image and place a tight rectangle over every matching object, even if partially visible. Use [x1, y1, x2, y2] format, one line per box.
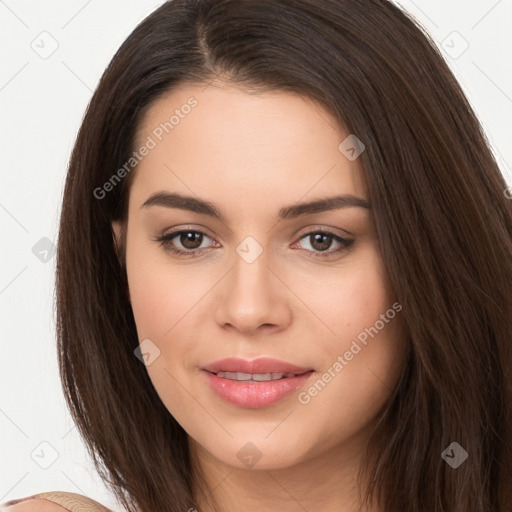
[111, 221, 130, 303]
[111, 220, 123, 261]
[111, 220, 122, 245]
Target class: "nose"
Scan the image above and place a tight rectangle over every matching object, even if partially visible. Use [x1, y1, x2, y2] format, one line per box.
[214, 249, 292, 335]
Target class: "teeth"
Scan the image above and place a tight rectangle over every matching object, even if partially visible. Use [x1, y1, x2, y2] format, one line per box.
[216, 371, 298, 381]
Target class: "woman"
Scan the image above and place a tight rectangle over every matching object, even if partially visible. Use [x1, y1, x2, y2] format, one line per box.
[3, 0, 511, 511]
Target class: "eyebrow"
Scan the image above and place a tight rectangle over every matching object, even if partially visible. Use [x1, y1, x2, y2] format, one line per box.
[141, 192, 370, 221]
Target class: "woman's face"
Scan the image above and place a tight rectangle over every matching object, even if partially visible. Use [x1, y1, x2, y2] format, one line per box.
[113, 82, 406, 471]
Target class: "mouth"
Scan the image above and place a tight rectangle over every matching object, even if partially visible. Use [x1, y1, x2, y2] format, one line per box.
[201, 360, 315, 408]
[205, 370, 313, 381]
[200, 356, 314, 375]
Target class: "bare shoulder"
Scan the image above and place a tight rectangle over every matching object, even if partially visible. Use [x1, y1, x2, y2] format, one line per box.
[1, 498, 69, 511]
[1, 492, 113, 512]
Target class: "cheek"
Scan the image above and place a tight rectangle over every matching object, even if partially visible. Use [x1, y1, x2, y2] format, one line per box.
[128, 271, 175, 339]
[125, 242, 204, 411]
[125, 237, 204, 339]
[298, 245, 396, 343]
[299, 247, 405, 403]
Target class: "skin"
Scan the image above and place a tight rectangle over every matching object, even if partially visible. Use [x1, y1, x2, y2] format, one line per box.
[112, 81, 407, 512]
[1, 499, 69, 511]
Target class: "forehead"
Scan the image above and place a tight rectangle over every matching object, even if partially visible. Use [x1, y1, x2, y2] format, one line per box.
[129, 82, 367, 212]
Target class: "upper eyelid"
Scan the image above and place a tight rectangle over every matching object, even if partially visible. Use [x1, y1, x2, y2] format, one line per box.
[161, 224, 353, 240]
[160, 227, 353, 247]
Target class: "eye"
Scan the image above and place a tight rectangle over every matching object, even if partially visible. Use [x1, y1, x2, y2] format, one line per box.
[154, 229, 218, 257]
[154, 228, 354, 259]
[293, 230, 354, 258]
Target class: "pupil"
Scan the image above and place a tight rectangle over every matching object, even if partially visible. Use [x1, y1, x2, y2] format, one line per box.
[311, 233, 331, 251]
[181, 232, 202, 249]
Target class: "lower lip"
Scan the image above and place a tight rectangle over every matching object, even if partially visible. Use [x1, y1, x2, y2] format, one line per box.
[202, 370, 315, 408]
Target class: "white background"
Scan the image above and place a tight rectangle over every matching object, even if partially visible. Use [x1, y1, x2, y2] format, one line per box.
[1, 1, 511, 510]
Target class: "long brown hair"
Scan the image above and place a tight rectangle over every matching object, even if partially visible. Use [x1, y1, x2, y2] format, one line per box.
[55, 1, 512, 510]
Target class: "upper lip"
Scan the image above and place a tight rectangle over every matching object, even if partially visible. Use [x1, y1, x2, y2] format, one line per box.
[201, 357, 313, 375]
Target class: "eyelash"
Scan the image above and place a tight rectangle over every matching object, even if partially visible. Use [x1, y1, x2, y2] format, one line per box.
[154, 228, 354, 259]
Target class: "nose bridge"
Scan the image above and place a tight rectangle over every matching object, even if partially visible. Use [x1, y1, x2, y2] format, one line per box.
[214, 239, 291, 333]
[232, 245, 270, 295]
[229, 244, 273, 311]
[229, 233, 272, 292]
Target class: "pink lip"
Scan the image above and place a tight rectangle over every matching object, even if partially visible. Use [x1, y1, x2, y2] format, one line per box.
[200, 357, 313, 374]
[200, 357, 315, 408]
